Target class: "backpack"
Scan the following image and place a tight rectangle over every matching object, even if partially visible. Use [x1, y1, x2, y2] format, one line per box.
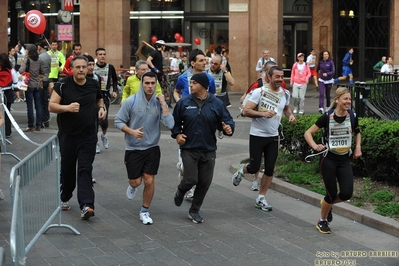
[322, 109, 356, 145]
[0, 68, 12, 87]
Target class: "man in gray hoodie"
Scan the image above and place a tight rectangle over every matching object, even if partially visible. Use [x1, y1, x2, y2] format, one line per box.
[115, 71, 174, 225]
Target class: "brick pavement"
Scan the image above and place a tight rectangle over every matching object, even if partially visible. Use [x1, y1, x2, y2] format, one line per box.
[0, 86, 398, 265]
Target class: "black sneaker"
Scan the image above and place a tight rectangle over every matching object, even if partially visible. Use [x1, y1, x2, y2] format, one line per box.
[174, 190, 184, 206]
[188, 211, 204, 223]
[320, 199, 333, 223]
[327, 208, 333, 223]
[316, 220, 331, 234]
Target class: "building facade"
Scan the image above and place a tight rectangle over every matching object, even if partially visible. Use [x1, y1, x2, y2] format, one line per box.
[2, 0, 398, 91]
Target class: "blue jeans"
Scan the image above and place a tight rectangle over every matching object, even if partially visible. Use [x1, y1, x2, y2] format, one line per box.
[26, 87, 43, 128]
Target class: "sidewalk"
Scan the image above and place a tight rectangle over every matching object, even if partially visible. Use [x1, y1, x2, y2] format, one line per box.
[0, 86, 398, 265]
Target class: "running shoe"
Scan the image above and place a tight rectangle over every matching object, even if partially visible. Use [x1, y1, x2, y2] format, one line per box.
[126, 185, 137, 200]
[316, 220, 331, 234]
[140, 212, 153, 225]
[320, 199, 333, 223]
[217, 130, 224, 139]
[96, 142, 101, 154]
[299, 110, 304, 115]
[61, 201, 71, 211]
[81, 206, 95, 220]
[318, 108, 324, 114]
[176, 162, 183, 181]
[185, 186, 195, 199]
[293, 108, 298, 114]
[250, 179, 260, 191]
[188, 211, 204, 223]
[255, 197, 273, 211]
[101, 134, 109, 149]
[174, 189, 184, 206]
[232, 164, 245, 186]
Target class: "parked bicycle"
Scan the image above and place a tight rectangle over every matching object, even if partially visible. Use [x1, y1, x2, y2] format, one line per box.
[111, 67, 134, 104]
[160, 72, 180, 107]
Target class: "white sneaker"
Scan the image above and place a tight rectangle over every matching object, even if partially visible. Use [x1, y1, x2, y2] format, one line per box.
[255, 197, 273, 211]
[176, 162, 183, 181]
[61, 201, 71, 211]
[293, 109, 298, 114]
[140, 212, 153, 225]
[92, 177, 96, 183]
[299, 110, 304, 115]
[217, 130, 224, 139]
[185, 186, 196, 199]
[232, 164, 245, 186]
[126, 185, 137, 200]
[250, 179, 260, 191]
[318, 108, 324, 114]
[101, 134, 109, 149]
[96, 142, 101, 154]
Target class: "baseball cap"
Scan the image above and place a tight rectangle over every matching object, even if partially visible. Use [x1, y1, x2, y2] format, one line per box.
[297, 53, 304, 57]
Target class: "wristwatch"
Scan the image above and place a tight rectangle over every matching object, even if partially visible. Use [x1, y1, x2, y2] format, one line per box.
[223, 70, 228, 74]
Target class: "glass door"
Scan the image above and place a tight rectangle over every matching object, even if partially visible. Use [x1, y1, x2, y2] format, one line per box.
[283, 22, 309, 71]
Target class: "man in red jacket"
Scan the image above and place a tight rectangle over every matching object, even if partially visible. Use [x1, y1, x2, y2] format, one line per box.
[63, 43, 82, 76]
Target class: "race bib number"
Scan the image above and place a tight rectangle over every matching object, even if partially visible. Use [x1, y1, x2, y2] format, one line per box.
[50, 54, 58, 68]
[328, 115, 352, 155]
[258, 87, 283, 113]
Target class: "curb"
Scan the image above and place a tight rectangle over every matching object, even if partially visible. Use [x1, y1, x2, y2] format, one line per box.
[229, 163, 399, 238]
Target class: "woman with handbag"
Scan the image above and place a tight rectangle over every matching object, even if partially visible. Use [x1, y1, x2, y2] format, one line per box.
[19, 44, 45, 132]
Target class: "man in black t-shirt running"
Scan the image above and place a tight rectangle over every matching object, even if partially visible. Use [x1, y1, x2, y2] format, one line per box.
[49, 55, 106, 220]
[147, 40, 166, 82]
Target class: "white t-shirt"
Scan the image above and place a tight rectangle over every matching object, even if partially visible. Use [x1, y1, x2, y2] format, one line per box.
[306, 54, 316, 68]
[170, 58, 181, 72]
[380, 64, 393, 73]
[247, 86, 290, 137]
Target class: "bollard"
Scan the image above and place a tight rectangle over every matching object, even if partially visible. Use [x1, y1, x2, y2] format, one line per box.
[353, 81, 366, 117]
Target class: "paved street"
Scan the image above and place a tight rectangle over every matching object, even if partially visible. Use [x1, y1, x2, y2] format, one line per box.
[0, 85, 398, 265]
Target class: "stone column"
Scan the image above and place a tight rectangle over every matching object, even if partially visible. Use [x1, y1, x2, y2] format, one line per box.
[138, 0, 151, 45]
[228, 0, 282, 92]
[80, 0, 130, 68]
[0, 1, 8, 53]
[312, 0, 333, 55]
[391, 0, 399, 65]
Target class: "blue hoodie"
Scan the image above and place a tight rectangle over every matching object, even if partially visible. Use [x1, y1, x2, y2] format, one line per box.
[115, 77, 174, 151]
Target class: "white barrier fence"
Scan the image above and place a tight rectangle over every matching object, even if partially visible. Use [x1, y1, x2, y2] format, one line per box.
[9, 135, 80, 266]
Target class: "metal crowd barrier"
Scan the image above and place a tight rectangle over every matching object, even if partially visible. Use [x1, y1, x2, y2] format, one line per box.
[9, 135, 80, 266]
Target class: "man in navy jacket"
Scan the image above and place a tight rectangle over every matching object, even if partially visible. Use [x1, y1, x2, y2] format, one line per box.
[171, 72, 234, 224]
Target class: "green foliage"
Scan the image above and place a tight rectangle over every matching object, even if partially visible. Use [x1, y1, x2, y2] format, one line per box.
[370, 190, 395, 204]
[360, 177, 373, 199]
[281, 114, 399, 184]
[280, 114, 322, 161]
[357, 118, 399, 183]
[374, 202, 399, 218]
[276, 152, 323, 193]
[354, 202, 364, 207]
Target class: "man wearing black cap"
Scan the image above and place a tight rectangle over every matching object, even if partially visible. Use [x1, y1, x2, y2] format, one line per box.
[37, 41, 51, 127]
[171, 72, 235, 224]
